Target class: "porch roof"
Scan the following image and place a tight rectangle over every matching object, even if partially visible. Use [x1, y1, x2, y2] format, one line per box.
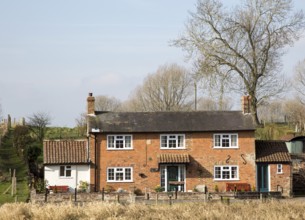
[157, 153, 190, 164]
[255, 140, 291, 163]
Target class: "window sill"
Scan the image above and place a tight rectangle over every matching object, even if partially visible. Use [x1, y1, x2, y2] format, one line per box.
[59, 177, 73, 179]
[213, 179, 240, 181]
[107, 148, 134, 151]
[160, 148, 186, 150]
[107, 181, 134, 183]
[213, 147, 239, 149]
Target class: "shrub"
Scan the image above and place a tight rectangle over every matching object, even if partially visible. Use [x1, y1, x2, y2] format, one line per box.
[78, 181, 89, 192]
[104, 185, 115, 193]
[154, 185, 164, 192]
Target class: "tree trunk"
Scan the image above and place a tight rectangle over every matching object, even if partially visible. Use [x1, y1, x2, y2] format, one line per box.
[250, 97, 260, 126]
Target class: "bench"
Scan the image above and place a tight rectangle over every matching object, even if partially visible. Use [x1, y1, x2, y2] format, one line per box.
[49, 185, 69, 193]
[226, 183, 251, 192]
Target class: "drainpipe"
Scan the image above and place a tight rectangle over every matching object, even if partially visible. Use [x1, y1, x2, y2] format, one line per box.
[94, 133, 98, 192]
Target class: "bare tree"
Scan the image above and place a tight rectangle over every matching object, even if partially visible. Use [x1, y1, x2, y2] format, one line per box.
[126, 64, 194, 111]
[197, 97, 233, 111]
[294, 59, 305, 104]
[283, 99, 305, 133]
[75, 112, 87, 137]
[257, 100, 286, 123]
[27, 112, 51, 142]
[95, 95, 122, 112]
[173, 0, 305, 125]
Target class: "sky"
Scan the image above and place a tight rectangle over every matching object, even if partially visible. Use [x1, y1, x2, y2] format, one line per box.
[0, 0, 305, 127]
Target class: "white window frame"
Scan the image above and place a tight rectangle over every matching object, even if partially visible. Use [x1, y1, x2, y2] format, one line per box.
[214, 165, 239, 181]
[107, 167, 133, 182]
[277, 164, 283, 174]
[160, 134, 185, 149]
[59, 165, 72, 178]
[107, 135, 133, 150]
[213, 133, 238, 148]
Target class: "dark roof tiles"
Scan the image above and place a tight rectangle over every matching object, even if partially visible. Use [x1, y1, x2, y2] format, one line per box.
[255, 140, 291, 163]
[89, 111, 255, 133]
[43, 140, 89, 164]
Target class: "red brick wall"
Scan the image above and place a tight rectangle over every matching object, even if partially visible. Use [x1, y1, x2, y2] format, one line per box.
[269, 163, 292, 197]
[89, 131, 256, 193]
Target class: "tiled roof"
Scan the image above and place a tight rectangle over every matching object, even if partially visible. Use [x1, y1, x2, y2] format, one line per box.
[255, 140, 291, 163]
[43, 140, 89, 164]
[157, 154, 190, 164]
[89, 111, 255, 133]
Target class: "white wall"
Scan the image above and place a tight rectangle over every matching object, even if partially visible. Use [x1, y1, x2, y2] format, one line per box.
[44, 164, 90, 192]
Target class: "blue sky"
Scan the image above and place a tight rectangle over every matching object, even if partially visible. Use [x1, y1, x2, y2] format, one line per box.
[0, 0, 305, 127]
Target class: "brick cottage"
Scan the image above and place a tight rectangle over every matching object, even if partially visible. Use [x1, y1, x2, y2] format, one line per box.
[87, 93, 259, 194]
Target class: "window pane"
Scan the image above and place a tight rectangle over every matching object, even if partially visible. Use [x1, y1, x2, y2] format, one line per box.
[223, 171, 230, 179]
[214, 135, 220, 147]
[231, 135, 237, 147]
[161, 136, 167, 148]
[222, 138, 230, 147]
[125, 136, 131, 148]
[116, 172, 124, 181]
[161, 166, 166, 189]
[125, 168, 131, 180]
[66, 169, 71, 177]
[108, 136, 114, 148]
[169, 139, 176, 148]
[116, 140, 123, 148]
[178, 135, 184, 148]
[108, 169, 114, 180]
[215, 167, 221, 179]
[60, 166, 65, 176]
[231, 167, 237, 179]
[179, 165, 185, 181]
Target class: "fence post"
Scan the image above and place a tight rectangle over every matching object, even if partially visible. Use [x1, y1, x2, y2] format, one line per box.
[175, 187, 178, 200]
[74, 188, 77, 202]
[260, 193, 263, 202]
[117, 193, 120, 203]
[102, 188, 105, 201]
[44, 188, 48, 203]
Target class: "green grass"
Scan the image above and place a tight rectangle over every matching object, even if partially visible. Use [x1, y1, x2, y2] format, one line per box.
[0, 130, 29, 204]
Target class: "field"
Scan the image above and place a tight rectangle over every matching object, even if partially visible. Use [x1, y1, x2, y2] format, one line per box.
[0, 200, 304, 220]
[0, 130, 29, 204]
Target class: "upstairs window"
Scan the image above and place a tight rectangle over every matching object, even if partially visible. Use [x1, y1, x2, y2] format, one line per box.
[59, 165, 71, 177]
[214, 134, 238, 148]
[107, 135, 132, 150]
[160, 134, 185, 149]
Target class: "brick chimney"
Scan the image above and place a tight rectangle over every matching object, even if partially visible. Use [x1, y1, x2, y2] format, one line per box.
[87, 92, 95, 115]
[241, 95, 251, 114]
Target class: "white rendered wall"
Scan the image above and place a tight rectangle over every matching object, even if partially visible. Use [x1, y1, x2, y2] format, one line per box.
[44, 165, 90, 191]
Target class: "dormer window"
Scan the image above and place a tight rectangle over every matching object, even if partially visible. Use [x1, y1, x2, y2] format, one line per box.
[214, 134, 238, 148]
